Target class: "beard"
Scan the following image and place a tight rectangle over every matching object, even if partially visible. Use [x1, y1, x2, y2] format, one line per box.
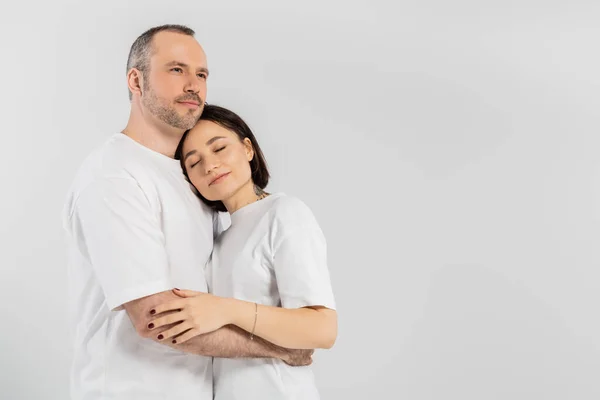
[142, 82, 203, 130]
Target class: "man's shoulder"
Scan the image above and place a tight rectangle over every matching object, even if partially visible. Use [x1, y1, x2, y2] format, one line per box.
[62, 134, 150, 215]
[70, 134, 150, 185]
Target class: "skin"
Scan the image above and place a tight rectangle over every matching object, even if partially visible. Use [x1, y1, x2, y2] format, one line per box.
[119, 30, 312, 366]
[183, 119, 259, 213]
[123, 30, 208, 157]
[147, 121, 338, 350]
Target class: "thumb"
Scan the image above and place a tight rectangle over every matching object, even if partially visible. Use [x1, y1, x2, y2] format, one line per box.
[172, 288, 202, 298]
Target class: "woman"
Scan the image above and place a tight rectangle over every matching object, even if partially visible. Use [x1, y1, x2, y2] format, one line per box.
[148, 105, 337, 399]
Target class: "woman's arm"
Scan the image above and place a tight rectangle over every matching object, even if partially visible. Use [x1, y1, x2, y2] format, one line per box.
[124, 290, 313, 365]
[147, 289, 337, 349]
[226, 297, 337, 350]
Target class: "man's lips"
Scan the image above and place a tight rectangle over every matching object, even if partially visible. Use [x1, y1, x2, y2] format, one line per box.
[209, 172, 230, 186]
[178, 100, 200, 108]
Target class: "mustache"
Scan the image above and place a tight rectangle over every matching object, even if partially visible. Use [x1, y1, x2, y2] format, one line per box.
[175, 94, 203, 104]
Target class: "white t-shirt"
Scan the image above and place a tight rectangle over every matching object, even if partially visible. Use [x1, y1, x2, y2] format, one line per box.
[62, 133, 217, 400]
[207, 192, 336, 400]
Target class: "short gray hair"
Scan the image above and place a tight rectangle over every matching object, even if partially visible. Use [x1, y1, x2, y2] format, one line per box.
[126, 24, 195, 100]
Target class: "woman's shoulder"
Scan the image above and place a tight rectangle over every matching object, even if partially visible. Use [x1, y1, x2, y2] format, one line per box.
[268, 193, 319, 227]
[269, 193, 311, 214]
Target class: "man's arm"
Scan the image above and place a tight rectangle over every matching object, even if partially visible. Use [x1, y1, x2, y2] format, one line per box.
[69, 177, 311, 365]
[124, 290, 313, 365]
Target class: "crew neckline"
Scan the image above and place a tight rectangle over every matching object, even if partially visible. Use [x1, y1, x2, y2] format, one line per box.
[113, 133, 182, 170]
[229, 192, 284, 225]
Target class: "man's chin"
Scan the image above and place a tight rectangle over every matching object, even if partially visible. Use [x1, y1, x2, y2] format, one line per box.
[175, 114, 201, 130]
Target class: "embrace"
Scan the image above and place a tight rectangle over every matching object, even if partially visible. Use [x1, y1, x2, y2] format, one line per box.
[63, 24, 337, 400]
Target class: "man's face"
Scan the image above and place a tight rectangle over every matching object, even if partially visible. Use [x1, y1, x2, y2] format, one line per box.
[141, 31, 208, 130]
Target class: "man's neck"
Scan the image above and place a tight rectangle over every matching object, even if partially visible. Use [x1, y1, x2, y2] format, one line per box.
[123, 111, 185, 159]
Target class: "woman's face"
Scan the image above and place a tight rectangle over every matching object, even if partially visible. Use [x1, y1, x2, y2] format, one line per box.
[182, 120, 254, 201]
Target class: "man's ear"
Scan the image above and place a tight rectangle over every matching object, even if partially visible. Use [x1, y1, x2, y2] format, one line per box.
[127, 68, 143, 97]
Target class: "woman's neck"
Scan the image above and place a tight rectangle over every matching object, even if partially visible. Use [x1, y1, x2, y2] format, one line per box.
[223, 181, 267, 214]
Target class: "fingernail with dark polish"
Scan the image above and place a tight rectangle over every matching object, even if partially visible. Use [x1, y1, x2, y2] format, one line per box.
[157, 334, 164, 340]
[150, 309, 156, 315]
[172, 339, 177, 344]
[174, 288, 180, 291]
[147, 323, 154, 329]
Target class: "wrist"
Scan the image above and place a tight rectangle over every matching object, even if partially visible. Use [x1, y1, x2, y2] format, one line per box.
[224, 298, 250, 327]
[221, 297, 238, 326]
[261, 339, 288, 360]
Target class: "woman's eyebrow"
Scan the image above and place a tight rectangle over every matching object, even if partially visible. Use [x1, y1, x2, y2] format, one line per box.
[183, 149, 197, 162]
[206, 136, 226, 145]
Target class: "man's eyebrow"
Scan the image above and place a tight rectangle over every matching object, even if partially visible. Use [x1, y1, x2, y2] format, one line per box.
[206, 136, 226, 146]
[183, 149, 197, 162]
[165, 61, 209, 76]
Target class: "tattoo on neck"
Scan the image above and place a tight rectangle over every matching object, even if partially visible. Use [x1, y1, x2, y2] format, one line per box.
[254, 185, 268, 201]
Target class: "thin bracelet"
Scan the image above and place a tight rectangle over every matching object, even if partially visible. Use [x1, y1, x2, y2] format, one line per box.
[249, 302, 258, 340]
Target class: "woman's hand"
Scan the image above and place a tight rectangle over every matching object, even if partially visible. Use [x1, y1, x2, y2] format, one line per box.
[147, 289, 233, 344]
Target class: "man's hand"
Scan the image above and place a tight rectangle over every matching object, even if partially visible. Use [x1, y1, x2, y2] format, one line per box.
[281, 348, 314, 366]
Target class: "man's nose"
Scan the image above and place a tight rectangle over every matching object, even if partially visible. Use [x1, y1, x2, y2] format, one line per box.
[184, 77, 201, 94]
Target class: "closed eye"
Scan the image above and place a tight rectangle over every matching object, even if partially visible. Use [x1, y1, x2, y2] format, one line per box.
[190, 159, 201, 168]
[215, 146, 226, 152]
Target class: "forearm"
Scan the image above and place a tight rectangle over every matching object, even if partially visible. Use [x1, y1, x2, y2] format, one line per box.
[165, 323, 284, 359]
[227, 299, 337, 349]
[126, 291, 286, 359]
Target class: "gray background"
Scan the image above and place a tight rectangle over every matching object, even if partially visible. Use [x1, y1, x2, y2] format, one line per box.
[2, 0, 600, 399]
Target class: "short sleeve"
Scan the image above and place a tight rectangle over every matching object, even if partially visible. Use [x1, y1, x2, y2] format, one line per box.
[272, 200, 336, 310]
[68, 177, 172, 311]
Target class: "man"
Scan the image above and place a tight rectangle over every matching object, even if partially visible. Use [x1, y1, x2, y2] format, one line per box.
[62, 24, 310, 400]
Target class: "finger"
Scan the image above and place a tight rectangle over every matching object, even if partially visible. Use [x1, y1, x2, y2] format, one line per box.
[157, 322, 193, 341]
[148, 311, 185, 330]
[173, 288, 203, 298]
[150, 299, 186, 316]
[172, 327, 200, 344]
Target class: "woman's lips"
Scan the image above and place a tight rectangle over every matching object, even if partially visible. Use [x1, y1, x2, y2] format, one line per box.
[209, 172, 230, 185]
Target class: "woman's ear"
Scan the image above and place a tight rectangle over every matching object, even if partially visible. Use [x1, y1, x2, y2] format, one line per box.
[243, 138, 254, 161]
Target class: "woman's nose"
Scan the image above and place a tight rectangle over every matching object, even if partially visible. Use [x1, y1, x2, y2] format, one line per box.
[203, 155, 220, 174]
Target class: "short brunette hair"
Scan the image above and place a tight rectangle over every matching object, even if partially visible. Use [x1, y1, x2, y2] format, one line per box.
[175, 105, 270, 212]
